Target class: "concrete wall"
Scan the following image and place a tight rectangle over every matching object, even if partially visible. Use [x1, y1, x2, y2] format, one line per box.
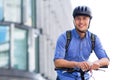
[36, 0, 73, 80]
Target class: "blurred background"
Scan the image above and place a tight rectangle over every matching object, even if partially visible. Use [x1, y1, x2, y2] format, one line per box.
[0, 0, 119, 80]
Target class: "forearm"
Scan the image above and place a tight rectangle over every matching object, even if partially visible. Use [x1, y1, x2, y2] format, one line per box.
[95, 58, 109, 67]
[54, 59, 78, 68]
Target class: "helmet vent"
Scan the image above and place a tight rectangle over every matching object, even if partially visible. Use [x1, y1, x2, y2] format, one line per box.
[81, 6, 84, 11]
[73, 6, 92, 19]
[85, 7, 87, 11]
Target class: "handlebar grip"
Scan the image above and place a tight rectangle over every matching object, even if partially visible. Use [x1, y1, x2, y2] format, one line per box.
[100, 65, 108, 68]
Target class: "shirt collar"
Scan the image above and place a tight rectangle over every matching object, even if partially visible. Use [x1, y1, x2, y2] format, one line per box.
[72, 28, 89, 39]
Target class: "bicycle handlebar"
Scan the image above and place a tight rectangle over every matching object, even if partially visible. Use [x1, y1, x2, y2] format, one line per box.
[55, 65, 108, 72]
[100, 65, 108, 68]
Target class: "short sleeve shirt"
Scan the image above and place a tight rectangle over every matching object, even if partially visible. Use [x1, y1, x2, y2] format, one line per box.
[54, 28, 109, 79]
[54, 29, 108, 61]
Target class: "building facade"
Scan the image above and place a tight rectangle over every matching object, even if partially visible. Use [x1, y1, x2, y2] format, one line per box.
[0, 0, 73, 80]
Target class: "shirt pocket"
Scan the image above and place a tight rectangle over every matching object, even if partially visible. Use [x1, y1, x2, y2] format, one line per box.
[66, 45, 79, 61]
[82, 44, 92, 60]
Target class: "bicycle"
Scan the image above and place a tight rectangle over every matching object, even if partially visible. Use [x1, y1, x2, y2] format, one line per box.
[88, 66, 108, 80]
[55, 66, 108, 80]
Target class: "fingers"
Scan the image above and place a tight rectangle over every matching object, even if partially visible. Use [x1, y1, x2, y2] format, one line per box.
[82, 62, 90, 70]
[77, 61, 91, 71]
[90, 62, 100, 70]
[76, 61, 101, 71]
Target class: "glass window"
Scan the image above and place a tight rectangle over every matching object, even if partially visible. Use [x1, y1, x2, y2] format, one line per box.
[0, 0, 4, 21]
[0, 26, 10, 68]
[31, 0, 36, 27]
[23, 0, 32, 26]
[3, 0, 21, 23]
[12, 28, 28, 70]
[23, 0, 36, 27]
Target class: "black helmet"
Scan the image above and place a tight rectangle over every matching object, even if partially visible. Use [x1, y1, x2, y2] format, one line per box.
[73, 6, 92, 19]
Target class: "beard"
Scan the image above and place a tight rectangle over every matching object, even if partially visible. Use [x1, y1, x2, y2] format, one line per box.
[75, 27, 87, 33]
[74, 21, 90, 33]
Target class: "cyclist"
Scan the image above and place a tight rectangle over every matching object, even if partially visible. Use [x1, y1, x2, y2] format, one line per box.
[53, 5, 110, 80]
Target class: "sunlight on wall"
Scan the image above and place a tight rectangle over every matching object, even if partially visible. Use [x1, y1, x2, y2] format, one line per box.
[71, 0, 120, 80]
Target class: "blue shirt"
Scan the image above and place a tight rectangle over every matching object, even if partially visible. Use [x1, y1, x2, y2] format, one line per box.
[54, 28, 108, 80]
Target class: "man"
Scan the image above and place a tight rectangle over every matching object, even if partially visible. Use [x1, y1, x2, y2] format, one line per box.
[53, 5, 109, 80]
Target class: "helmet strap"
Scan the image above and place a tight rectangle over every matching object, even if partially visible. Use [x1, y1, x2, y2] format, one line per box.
[88, 20, 91, 28]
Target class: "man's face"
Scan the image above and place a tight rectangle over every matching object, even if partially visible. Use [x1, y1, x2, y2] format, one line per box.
[74, 15, 90, 33]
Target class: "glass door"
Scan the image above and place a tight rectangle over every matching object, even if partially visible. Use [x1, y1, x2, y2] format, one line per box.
[0, 26, 10, 68]
[12, 27, 28, 70]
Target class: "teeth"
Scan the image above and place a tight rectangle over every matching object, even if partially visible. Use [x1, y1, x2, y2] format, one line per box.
[79, 26, 84, 27]
[79, 25, 84, 27]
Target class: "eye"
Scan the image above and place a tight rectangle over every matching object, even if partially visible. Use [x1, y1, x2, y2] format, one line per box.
[83, 16, 89, 20]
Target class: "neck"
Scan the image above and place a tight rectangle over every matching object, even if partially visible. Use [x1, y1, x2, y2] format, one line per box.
[76, 29, 86, 38]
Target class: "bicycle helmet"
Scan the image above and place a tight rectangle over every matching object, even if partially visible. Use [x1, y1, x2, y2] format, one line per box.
[73, 6, 92, 19]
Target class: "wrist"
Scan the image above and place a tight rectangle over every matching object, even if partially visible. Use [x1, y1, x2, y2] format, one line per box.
[95, 61, 101, 67]
[74, 62, 79, 68]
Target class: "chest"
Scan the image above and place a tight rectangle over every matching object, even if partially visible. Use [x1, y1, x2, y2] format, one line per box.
[66, 38, 92, 61]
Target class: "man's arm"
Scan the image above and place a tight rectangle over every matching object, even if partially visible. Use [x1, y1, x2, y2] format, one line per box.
[54, 59, 78, 68]
[97, 58, 109, 67]
[54, 59, 91, 70]
[90, 58, 109, 70]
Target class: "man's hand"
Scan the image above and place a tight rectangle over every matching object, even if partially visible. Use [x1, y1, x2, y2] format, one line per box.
[90, 58, 109, 70]
[76, 61, 91, 71]
[90, 61, 100, 70]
